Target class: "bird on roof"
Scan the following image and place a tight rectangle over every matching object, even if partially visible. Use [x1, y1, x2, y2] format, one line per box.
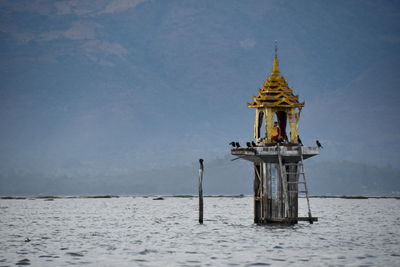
[297, 135, 303, 146]
[251, 141, 257, 147]
[246, 142, 252, 148]
[235, 142, 240, 148]
[229, 141, 236, 148]
[316, 140, 323, 148]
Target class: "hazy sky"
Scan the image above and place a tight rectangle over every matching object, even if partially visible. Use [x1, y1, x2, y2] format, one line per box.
[0, 0, 399, 177]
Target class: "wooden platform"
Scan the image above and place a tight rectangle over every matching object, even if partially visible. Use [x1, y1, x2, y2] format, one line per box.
[231, 145, 319, 163]
[256, 217, 318, 224]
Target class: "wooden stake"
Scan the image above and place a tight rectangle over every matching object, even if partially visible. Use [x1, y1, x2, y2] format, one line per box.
[198, 158, 204, 224]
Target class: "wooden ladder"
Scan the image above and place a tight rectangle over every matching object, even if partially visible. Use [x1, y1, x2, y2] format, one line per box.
[279, 145, 314, 224]
[296, 146, 313, 223]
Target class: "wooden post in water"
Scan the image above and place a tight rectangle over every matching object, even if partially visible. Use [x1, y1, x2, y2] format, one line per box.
[198, 159, 204, 224]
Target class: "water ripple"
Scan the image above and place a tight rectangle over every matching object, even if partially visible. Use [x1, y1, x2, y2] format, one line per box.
[0, 197, 399, 266]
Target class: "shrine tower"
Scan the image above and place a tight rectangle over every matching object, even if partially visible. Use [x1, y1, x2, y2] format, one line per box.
[231, 44, 319, 224]
[248, 44, 303, 144]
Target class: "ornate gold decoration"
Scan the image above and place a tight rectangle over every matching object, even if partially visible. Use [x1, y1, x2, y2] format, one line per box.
[247, 52, 304, 109]
[248, 43, 304, 143]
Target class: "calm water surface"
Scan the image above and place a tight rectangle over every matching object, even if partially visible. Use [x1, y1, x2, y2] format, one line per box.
[0, 197, 399, 266]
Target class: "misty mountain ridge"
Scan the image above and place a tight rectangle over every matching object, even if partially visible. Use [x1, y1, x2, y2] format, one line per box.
[1, 157, 399, 197]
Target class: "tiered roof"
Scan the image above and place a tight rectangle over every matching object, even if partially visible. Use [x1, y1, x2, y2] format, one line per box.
[247, 47, 304, 109]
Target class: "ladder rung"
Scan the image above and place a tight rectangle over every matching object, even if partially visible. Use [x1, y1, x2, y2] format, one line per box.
[289, 190, 308, 193]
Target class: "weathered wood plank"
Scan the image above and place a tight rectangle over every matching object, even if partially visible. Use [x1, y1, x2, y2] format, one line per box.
[257, 217, 318, 224]
[249, 148, 316, 225]
[253, 163, 261, 223]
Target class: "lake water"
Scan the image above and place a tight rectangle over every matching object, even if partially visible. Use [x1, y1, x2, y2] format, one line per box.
[0, 196, 399, 266]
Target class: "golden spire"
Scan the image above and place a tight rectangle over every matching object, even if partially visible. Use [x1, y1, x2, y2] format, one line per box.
[247, 42, 304, 109]
[272, 40, 280, 75]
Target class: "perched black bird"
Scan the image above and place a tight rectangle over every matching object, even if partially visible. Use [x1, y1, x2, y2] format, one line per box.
[199, 158, 204, 168]
[229, 141, 236, 148]
[251, 141, 257, 147]
[246, 142, 252, 148]
[316, 140, 323, 148]
[297, 135, 303, 146]
[235, 142, 240, 148]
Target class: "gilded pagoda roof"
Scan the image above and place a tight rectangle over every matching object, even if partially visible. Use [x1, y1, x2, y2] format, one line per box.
[247, 48, 304, 109]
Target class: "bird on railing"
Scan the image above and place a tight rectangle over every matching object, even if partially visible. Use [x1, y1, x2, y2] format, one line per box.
[235, 142, 240, 148]
[251, 141, 257, 147]
[297, 135, 303, 146]
[246, 142, 252, 148]
[316, 140, 323, 148]
[229, 141, 236, 148]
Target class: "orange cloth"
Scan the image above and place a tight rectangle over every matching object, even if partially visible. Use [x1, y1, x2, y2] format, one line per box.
[271, 126, 280, 141]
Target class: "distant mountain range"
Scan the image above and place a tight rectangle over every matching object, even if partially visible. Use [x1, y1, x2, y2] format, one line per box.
[1, 157, 399, 196]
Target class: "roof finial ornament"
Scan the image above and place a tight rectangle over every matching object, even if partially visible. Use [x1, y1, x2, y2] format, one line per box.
[272, 40, 280, 75]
